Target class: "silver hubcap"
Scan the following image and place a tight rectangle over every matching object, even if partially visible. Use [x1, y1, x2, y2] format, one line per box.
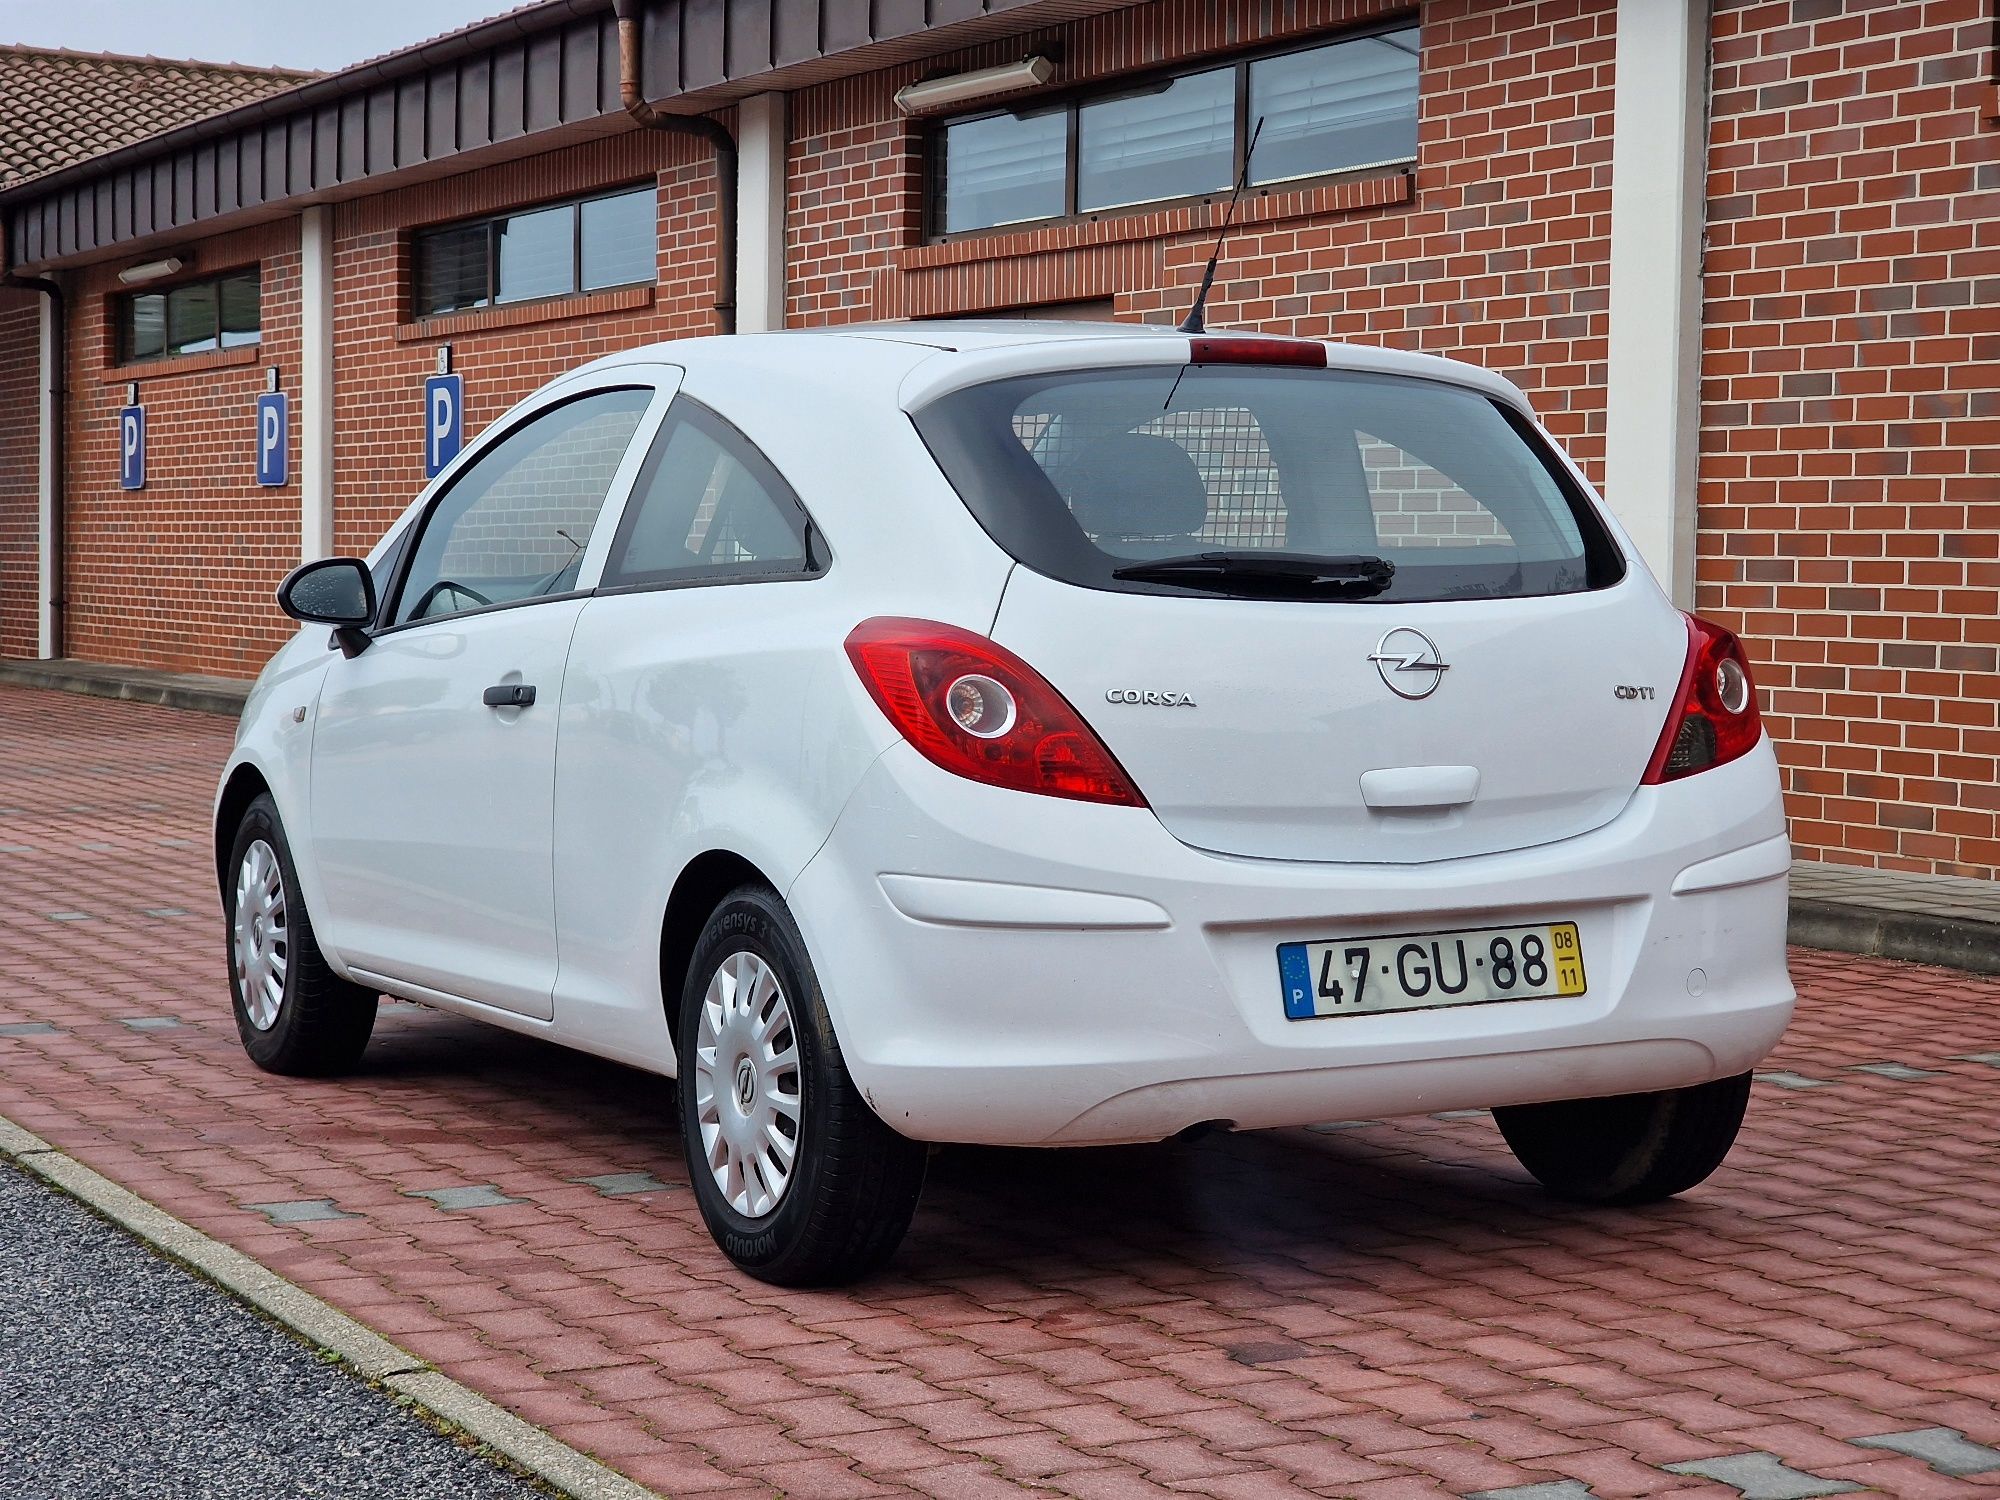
[233, 839, 288, 1030]
[693, 950, 802, 1219]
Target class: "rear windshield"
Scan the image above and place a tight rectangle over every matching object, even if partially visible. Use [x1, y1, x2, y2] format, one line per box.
[911, 364, 1624, 603]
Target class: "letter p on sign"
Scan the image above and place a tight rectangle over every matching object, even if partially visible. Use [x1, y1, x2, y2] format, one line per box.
[424, 373, 463, 478]
[255, 392, 288, 487]
[119, 405, 145, 491]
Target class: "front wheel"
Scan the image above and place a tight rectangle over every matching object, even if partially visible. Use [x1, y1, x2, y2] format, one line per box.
[225, 793, 377, 1076]
[677, 885, 926, 1286]
[1493, 1073, 1752, 1206]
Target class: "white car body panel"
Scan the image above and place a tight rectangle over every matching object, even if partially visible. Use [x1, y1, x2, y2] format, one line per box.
[215, 323, 1793, 1146]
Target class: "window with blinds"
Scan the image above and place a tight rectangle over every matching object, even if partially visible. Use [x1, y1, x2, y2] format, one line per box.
[932, 23, 1419, 237]
[412, 185, 657, 317]
[119, 269, 261, 363]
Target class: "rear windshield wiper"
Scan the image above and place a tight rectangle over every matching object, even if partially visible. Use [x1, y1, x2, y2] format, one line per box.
[1111, 551, 1396, 598]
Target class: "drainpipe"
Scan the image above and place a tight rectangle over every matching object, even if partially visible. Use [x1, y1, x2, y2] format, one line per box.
[1, 222, 64, 658]
[612, 0, 737, 333]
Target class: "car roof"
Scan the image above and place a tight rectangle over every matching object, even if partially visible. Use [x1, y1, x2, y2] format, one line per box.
[571, 322, 1534, 415]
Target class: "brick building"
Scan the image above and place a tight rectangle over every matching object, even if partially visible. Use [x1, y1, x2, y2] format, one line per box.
[0, 0, 1995, 877]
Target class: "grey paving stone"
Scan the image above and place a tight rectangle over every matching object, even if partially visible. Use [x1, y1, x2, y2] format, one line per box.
[1954, 1052, 2000, 1068]
[0, 1022, 58, 1037]
[77, 842, 115, 852]
[1755, 1071, 1830, 1090]
[141, 906, 190, 918]
[1468, 1484, 1594, 1500]
[0, 843, 33, 853]
[405, 1185, 523, 1212]
[157, 837, 195, 848]
[241, 1199, 358, 1225]
[1305, 1120, 1378, 1133]
[45, 912, 91, 922]
[1850, 1426, 2000, 1477]
[1431, 1109, 1490, 1120]
[1849, 1062, 1939, 1080]
[1664, 1453, 1864, 1498]
[570, 1171, 676, 1197]
[119, 1016, 184, 1031]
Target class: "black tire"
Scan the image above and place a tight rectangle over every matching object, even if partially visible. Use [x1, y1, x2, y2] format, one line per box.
[1493, 1072, 1751, 1206]
[677, 884, 926, 1286]
[224, 793, 377, 1076]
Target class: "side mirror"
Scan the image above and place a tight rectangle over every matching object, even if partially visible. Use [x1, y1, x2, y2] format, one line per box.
[277, 557, 376, 657]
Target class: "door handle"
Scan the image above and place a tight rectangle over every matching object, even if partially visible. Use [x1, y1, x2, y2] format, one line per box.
[482, 683, 537, 709]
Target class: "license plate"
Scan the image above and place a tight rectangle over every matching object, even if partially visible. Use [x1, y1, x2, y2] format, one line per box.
[1279, 921, 1586, 1020]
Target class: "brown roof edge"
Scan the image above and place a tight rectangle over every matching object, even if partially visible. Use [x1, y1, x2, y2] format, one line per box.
[0, 41, 318, 78]
[0, 0, 608, 207]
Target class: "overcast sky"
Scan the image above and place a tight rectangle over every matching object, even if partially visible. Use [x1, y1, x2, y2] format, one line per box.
[1, 0, 508, 72]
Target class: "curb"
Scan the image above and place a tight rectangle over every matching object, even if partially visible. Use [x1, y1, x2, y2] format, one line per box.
[1789, 899, 2000, 978]
[0, 1113, 660, 1500]
[0, 660, 249, 717]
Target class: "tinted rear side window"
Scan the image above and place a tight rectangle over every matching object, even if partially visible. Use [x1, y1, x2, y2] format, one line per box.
[911, 365, 1623, 603]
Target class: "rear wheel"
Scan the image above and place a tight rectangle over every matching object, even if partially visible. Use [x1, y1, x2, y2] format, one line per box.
[1493, 1073, 1751, 1205]
[677, 884, 926, 1286]
[225, 794, 377, 1076]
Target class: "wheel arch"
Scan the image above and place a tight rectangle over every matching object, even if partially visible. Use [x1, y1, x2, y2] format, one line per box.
[214, 762, 274, 897]
[658, 848, 776, 1027]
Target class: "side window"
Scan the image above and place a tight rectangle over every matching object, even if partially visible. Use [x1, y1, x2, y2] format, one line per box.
[600, 399, 818, 589]
[391, 387, 653, 626]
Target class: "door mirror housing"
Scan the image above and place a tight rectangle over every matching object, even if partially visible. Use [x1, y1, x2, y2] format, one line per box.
[277, 557, 376, 656]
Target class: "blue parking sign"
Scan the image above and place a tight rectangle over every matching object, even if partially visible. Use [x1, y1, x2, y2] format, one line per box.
[255, 392, 289, 487]
[119, 405, 145, 490]
[424, 374, 463, 478]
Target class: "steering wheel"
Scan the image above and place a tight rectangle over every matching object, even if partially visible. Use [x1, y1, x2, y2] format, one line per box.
[409, 578, 493, 619]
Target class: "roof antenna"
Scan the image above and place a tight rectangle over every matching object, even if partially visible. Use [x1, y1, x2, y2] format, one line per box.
[1178, 117, 1264, 335]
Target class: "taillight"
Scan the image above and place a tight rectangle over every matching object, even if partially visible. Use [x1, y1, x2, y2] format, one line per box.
[845, 618, 1146, 807]
[1189, 335, 1328, 368]
[1643, 614, 1764, 784]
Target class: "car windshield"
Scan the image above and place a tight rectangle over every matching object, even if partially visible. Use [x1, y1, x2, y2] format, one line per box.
[911, 364, 1624, 602]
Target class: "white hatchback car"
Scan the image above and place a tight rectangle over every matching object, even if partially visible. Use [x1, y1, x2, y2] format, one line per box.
[217, 323, 1793, 1285]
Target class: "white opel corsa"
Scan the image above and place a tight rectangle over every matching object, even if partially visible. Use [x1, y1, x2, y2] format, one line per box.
[217, 323, 1794, 1285]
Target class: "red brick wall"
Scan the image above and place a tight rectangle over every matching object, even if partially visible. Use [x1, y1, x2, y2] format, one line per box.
[788, 0, 1617, 479]
[329, 131, 722, 555]
[1699, 0, 2000, 877]
[58, 222, 302, 678]
[0, 289, 38, 659]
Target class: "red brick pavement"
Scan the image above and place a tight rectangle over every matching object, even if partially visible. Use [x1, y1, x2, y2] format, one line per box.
[1, 683, 1997, 1498]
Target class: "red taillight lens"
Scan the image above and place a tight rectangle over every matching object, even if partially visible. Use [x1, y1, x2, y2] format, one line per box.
[844, 618, 1146, 807]
[1643, 613, 1764, 784]
[1189, 335, 1328, 368]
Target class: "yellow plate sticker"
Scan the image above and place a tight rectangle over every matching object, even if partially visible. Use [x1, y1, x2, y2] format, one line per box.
[1550, 921, 1587, 996]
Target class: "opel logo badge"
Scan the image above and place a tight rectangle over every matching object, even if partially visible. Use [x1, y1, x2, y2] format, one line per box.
[1367, 627, 1449, 700]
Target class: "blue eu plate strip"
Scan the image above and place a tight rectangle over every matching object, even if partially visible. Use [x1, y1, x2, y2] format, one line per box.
[1278, 943, 1315, 1020]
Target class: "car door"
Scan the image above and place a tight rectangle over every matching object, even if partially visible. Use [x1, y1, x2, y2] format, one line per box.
[308, 378, 668, 1019]
[548, 394, 830, 1056]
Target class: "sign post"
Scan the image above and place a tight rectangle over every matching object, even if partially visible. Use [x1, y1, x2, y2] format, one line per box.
[119, 405, 146, 491]
[255, 391, 289, 487]
[424, 373, 463, 478]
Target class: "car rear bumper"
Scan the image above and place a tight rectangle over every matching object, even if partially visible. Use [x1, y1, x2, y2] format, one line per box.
[788, 739, 1795, 1146]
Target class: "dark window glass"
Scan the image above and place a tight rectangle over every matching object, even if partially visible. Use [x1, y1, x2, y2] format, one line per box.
[1077, 69, 1234, 212]
[416, 223, 490, 315]
[603, 400, 816, 589]
[932, 25, 1421, 235]
[166, 281, 219, 355]
[120, 270, 260, 362]
[912, 366, 1620, 604]
[414, 186, 655, 316]
[392, 388, 654, 626]
[581, 189, 656, 290]
[495, 203, 574, 304]
[939, 111, 1067, 233]
[127, 293, 166, 360]
[217, 272, 260, 348]
[1248, 29, 1418, 184]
